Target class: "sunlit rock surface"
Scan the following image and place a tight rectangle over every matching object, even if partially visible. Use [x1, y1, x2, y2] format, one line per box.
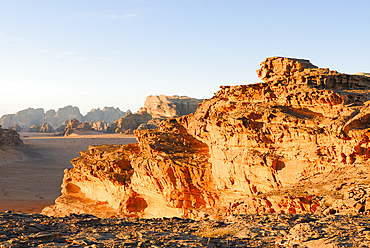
[44, 57, 370, 218]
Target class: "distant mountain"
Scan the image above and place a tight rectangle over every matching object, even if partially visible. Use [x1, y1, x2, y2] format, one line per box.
[0, 95, 203, 133]
[0, 106, 127, 129]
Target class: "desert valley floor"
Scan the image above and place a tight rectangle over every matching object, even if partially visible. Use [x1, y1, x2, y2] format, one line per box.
[0, 132, 137, 213]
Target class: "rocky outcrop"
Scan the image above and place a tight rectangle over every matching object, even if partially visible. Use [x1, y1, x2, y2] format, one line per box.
[28, 123, 54, 133]
[60, 119, 94, 136]
[107, 110, 153, 133]
[44, 57, 370, 219]
[88, 121, 110, 132]
[144, 95, 203, 118]
[0, 125, 23, 149]
[7, 124, 22, 132]
[84, 107, 126, 123]
[49, 106, 83, 127]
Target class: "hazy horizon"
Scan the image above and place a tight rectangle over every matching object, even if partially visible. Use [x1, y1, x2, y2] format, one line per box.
[1, 0, 370, 117]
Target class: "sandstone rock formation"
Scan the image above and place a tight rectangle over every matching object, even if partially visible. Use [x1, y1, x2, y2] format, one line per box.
[28, 123, 54, 133]
[61, 119, 94, 136]
[44, 57, 370, 219]
[7, 124, 22, 132]
[107, 110, 153, 133]
[49, 106, 83, 127]
[84, 107, 126, 123]
[0, 125, 24, 149]
[144, 95, 203, 118]
[0, 108, 45, 129]
[88, 121, 110, 132]
[56, 120, 69, 132]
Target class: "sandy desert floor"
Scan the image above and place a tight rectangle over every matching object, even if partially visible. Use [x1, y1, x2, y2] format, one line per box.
[0, 131, 137, 213]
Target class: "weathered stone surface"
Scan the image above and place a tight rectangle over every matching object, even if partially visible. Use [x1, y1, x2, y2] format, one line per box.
[45, 57, 370, 219]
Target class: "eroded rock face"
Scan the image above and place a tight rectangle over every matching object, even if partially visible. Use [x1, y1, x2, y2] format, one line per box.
[44, 57, 370, 219]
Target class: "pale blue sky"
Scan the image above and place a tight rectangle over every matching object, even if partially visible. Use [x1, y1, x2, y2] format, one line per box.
[1, 0, 369, 116]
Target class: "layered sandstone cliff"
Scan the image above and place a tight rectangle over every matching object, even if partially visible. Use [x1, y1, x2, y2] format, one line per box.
[44, 57, 370, 219]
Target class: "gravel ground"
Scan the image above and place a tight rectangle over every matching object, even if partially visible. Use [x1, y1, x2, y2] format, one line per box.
[1, 212, 370, 247]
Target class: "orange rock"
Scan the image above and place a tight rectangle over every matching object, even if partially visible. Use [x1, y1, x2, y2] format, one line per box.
[43, 57, 370, 218]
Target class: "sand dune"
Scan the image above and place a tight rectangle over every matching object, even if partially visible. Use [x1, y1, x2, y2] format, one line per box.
[0, 132, 137, 213]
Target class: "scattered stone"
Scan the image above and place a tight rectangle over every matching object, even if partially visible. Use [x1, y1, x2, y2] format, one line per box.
[2, 213, 370, 247]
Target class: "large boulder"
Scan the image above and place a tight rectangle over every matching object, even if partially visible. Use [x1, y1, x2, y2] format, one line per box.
[44, 57, 370, 219]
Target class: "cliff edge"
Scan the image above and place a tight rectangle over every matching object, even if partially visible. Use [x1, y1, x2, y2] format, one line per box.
[43, 57, 370, 219]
